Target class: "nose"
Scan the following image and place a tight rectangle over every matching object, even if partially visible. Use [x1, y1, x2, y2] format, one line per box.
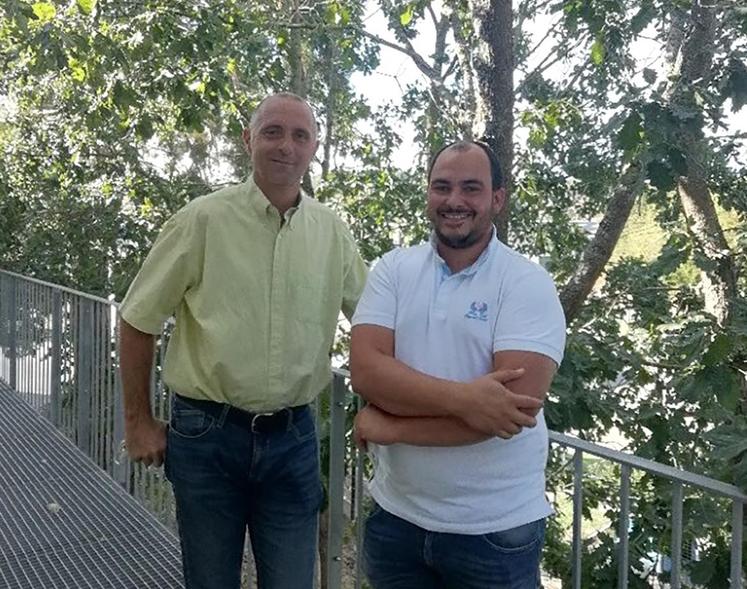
[278, 135, 292, 155]
[444, 190, 465, 207]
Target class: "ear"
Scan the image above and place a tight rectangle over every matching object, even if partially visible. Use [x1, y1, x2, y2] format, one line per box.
[493, 187, 507, 213]
[241, 128, 252, 154]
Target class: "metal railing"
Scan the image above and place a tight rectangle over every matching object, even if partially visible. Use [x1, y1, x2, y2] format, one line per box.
[1, 268, 745, 589]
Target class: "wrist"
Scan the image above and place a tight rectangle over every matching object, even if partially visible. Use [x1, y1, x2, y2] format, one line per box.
[125, 411, 155, 430]
[445, 381, 471, 418]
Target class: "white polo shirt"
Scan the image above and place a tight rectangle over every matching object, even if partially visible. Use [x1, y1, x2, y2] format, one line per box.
[352, 233, 566, 534]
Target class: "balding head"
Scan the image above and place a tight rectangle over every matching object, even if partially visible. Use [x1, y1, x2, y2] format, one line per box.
[249, 93, 318, 141]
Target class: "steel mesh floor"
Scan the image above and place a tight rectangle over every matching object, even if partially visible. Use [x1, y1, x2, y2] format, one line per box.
[0, 382, 184, 588]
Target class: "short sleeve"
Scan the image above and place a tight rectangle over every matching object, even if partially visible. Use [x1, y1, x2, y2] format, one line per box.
[351, 250, 399, 330]
[119, 209, 203, 334]
[492, 267, 566, 366]
[339, 226, 369, 321]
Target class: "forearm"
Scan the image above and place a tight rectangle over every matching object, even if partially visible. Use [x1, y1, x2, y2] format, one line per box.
[119, 319, 156, 427]
[369, 413, 491, 447]
[351, 351, 464, 417]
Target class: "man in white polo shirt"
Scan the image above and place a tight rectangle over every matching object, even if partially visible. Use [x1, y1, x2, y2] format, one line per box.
[350, 140, 566, 588]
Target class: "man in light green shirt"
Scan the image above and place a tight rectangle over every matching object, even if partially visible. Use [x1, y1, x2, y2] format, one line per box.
[119, 93, 367, 589]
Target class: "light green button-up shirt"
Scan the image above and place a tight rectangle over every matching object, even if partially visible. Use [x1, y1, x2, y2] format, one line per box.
[120, 178, 368, 412]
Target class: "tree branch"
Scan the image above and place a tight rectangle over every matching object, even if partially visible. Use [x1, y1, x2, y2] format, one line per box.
[560, 161, 647, 322]
[359, 29, 438, 80]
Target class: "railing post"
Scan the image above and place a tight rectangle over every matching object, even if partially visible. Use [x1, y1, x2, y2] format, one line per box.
[8, 275, 17, 390]
[326, 373, 346, 589]
[572, 450, 583, 589]
[354, 394, 365, 589]
[618, 464, 630, 589]
[671, 483, 684, 588]
[112, 314, 128, 489]
[50, 290, 62, 426]
[77, 298, 93, 455]
[732, 500, 744, 589]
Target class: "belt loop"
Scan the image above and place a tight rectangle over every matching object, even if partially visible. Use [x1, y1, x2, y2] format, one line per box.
[217, 403, 231, 427]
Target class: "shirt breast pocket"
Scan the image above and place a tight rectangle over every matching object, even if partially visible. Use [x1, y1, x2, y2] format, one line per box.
[290, 280, 329, 326]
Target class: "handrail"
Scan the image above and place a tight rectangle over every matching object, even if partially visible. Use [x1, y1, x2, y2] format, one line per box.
[548, 431, 747, 502]
[1, 269, 745, 589]
[0, 268, 117, 306]
[334, 367, 747, 503]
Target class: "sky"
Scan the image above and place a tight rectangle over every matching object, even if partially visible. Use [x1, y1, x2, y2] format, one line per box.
[349, 2, 746, 169]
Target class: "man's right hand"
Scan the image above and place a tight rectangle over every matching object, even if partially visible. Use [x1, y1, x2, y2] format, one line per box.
[456, 368, 542, 439]
[124, 418, 167, 467]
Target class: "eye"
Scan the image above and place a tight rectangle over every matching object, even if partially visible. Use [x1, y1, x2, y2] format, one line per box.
[430, 184, 450, 193]
[294, 130, 311, 142]
[262, 127, 281, 138]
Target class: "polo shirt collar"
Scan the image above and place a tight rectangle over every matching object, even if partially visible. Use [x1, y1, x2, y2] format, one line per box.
[429, 227, 498, 277]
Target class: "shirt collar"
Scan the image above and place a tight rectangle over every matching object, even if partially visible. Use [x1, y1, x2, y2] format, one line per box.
[245, 176, 305, 228]
[429, 226, 498, 277]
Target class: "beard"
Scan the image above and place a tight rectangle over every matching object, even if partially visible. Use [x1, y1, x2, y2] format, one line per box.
[433, 225, 484, 249]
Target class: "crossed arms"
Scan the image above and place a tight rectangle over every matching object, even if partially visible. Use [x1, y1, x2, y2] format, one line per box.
[350, 324, 558, 447]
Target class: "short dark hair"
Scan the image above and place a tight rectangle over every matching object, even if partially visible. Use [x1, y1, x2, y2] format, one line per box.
[427, 140, 504, 190]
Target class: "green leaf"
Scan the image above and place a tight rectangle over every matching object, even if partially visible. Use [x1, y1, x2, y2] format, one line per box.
[590, 35, 605, 66]
[135, 115, 154, 140]
[112, 81, 137, 110]
[667, 148, 688, 176]
[67, 57, 86, 82]
[31, 2, 56, 22]
[646, 160, 675, 191]
[77, 0, 95, 15]
[642, 68, 656, 84]
[689, 556, 716, 584]
[711, 437, 747, 461]
[723, 58, 747, 112]
[630, 5, 654, 34]
[400, 4, 414, 26]
[617, 111, 643, 153]
[716, 377, 740, 411]
[702, 333, 732, 367]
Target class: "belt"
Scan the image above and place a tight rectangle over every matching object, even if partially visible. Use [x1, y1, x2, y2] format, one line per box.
[174, 394, 308, 434]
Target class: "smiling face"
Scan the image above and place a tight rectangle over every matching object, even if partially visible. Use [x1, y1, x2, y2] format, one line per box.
[243, 96, 318, 195]
[426, 144, 505, 253]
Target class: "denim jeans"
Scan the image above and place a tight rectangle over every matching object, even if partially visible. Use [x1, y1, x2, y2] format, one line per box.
[164, 395, 323, 589]
[363, 503, 545, 589]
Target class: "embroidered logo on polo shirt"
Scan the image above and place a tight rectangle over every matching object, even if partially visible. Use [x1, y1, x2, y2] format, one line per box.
[465, 301, 488, 321]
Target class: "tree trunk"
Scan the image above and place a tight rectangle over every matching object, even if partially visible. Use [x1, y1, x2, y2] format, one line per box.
[560, 1, 738, 325]
[669, 1, 737, 326]
[559, 162, 646, 322]
[286, 0, 315, 197]
[471, 0, 514, 242]
[449, 10, 479, 139]
[321, 39, 339, 184]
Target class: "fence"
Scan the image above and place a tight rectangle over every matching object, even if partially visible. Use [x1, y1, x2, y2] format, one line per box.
[0, 268, 744, 588]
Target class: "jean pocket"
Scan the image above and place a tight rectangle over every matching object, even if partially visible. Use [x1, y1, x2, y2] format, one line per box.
[481, 519, 545, 554]
[289, 408, 316, 443]
[170, 406, 215, 439]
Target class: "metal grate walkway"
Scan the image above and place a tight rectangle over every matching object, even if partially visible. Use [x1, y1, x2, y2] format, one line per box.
[0, 382, 184, 589]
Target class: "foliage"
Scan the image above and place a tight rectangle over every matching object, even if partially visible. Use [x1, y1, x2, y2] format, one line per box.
[1, 0, 747, 587]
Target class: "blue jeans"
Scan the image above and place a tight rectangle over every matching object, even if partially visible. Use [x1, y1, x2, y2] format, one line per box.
[363, 504, 545, 589]
[165, 395, 323, 589]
